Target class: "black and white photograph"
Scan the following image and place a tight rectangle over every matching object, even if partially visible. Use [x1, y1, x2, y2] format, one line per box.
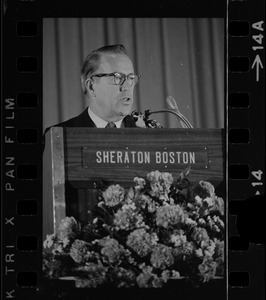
[42, 17, 226, 294]
[2, 0, 265, 299]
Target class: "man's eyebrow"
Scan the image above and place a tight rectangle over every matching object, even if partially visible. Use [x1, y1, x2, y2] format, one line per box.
[114, 72, 135, 75]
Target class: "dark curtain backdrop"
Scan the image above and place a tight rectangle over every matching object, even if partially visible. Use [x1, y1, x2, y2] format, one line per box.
[43, 18, 224, 130]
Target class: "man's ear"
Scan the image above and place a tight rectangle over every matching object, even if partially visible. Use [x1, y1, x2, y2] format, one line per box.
[85, 78, 95, 94]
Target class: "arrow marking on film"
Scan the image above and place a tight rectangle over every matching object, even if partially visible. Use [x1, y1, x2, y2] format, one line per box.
[251, 54, 263, 82]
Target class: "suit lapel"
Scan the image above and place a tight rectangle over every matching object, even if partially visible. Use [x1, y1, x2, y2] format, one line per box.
[73, 108, 96, 127]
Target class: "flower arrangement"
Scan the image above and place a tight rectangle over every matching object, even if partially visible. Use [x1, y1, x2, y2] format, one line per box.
[43, 167, 224, 288]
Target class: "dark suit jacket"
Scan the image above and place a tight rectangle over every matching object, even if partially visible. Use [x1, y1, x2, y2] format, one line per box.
[44, 107, 137, 132]
[43, 108, 137, 150]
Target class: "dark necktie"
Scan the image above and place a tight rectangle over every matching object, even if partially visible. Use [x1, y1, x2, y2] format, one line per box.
[105, 122, 117, 128]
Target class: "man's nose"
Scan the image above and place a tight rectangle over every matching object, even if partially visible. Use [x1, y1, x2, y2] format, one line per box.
[119, 79, 133, 91]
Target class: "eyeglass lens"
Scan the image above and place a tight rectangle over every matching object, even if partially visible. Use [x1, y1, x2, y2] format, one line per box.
[114, 73, 138, 86]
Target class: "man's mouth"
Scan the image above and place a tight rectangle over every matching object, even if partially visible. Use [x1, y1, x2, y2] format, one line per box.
[121, 97, 132, 103]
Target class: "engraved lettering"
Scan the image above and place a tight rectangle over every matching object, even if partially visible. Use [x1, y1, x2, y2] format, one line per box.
[155, 152, 161, 163]
[144, 152, 150, 163]
[103, 151, 109, 163]
[94, 151, 198, 165]
[183, 152, 188, 163]
[176, 152, 181, 163]
[131, 151, 136, 163]
[117, 151, 123, 163]
[137, 152, 142, 163]
[110, 151, 115, 163]
[124, 152, 130, 163]
[169, 152, 175, 163]
[96, 151, 102, 163]
[190, 152, 196, 163]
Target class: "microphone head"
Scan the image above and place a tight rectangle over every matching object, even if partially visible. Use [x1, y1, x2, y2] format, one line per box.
[166, 95, 179, 112]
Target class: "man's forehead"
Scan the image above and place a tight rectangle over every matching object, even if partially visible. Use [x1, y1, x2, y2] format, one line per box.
[99, 53, 134, 73]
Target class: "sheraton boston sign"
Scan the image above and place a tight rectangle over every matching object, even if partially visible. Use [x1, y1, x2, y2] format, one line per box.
[94, 150, 196, 164]
[85, 149, 205, 166]
[47, 127, 224, 187]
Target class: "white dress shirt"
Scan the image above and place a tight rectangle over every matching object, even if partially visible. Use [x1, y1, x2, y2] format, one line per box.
[88, 107, 123, 128]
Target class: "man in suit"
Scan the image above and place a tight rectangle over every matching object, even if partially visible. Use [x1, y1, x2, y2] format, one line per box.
[47, 44, 139, 131]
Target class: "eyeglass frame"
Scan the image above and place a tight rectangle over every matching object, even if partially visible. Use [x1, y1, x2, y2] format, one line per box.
[90, 72, 141, 86]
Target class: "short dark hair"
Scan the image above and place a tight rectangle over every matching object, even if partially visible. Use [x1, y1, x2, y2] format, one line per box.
[81, 44, 128, 94]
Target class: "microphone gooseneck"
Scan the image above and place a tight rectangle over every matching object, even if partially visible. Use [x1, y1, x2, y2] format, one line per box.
[145, 96, 193, 129]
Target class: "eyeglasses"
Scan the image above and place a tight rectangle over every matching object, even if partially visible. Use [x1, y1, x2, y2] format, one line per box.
[90, 72, 140, 86]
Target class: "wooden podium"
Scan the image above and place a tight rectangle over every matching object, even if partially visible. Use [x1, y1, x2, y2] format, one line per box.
[43, 127, 225, 237]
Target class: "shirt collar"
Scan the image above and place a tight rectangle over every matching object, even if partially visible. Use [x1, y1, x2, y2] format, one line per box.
[88, 107, 123, 128]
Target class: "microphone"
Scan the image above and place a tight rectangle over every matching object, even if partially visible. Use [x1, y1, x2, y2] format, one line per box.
[166, 96, 193, 128]
[144, 96, 193, 129]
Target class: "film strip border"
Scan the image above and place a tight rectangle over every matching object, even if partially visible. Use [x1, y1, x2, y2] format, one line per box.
[2, 0, 265, 299]
[228, 0, 265, 298]
[2, 4, 43, 299]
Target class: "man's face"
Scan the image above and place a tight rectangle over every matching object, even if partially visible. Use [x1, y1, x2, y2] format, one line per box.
[90, 53, 135, 122]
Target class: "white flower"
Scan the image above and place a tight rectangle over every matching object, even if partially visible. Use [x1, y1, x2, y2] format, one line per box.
[169, 198, 175, 205]
[219, 219, 225, 228]
[203, 240, 216, 258]
[199, 181, 215, 197]
[134, 177, 146, 190]
[171, 270, 181, 279]
[52, 244, 63, 254]
[103, 185, 125, 207]
[43, 233, 56, 248]
[195, 248, 203, 257]
[195, 195, 203, 206]
[203, 197, 214, 207]
[170, 231, 187, 247]
[184, 217, 197, 227]
[198, 218, 206, 225]
[147, 200, 157, 213]
[62, 237, 70, 248]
